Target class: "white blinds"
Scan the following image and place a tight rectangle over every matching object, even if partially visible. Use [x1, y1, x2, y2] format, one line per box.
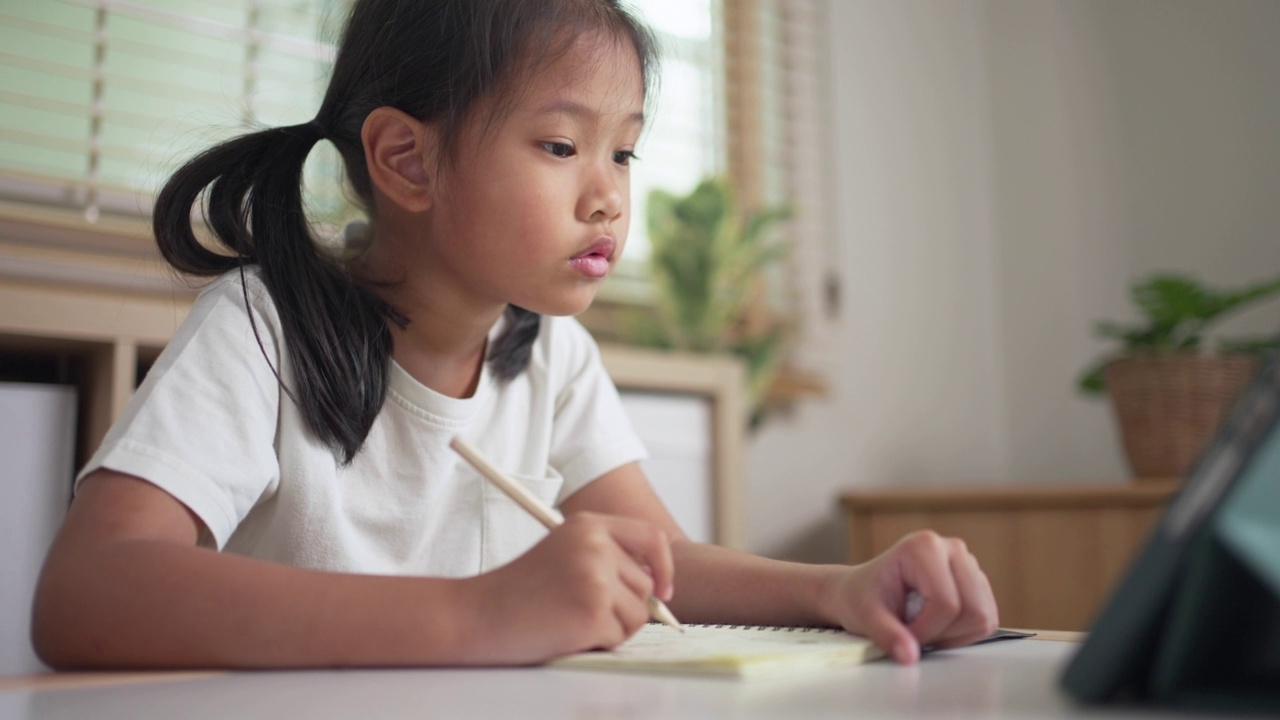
[719, 0, 837, 373]
[763, 0, 839, 373]
[0, 0, 340, 223]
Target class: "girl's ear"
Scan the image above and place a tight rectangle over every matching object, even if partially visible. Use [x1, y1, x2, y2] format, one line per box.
[361, 107, 439, 212]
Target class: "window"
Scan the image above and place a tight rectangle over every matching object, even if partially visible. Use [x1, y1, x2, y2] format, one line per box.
[617, 0, 722, 273]
[0, 0, 346, 228]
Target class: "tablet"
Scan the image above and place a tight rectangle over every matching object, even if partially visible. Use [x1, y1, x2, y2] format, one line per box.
[1060, 343, 1280, 710]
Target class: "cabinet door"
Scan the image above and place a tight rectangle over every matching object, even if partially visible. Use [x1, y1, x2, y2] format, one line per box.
[620, 391, 714, 544]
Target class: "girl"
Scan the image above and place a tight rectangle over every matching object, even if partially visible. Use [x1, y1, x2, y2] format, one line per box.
[33, 0, 996, 669]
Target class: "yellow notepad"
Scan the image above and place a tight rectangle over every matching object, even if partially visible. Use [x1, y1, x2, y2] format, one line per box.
[551, 623, 884, 679]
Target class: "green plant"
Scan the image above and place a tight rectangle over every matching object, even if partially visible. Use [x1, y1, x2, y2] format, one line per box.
[1078, 272, 1280, 394]
[624, 177, 791, 422]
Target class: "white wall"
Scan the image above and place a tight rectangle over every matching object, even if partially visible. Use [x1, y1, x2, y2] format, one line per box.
[989, 0, 1280, 482]
[745, 0, 1280, 561]
[985, 0, 1133, 482]
[746, 0, 1011, 560]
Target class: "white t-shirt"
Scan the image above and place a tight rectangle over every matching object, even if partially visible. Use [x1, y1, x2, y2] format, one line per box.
[77, 269, 648, 578]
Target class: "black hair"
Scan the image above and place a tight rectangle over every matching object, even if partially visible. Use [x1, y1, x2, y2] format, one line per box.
[152, 0, 658, 464]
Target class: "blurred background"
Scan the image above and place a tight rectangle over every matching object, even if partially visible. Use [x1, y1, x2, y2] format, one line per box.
[1, 0, 1278, 570]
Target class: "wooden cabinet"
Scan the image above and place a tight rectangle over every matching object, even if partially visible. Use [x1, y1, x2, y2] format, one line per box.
[840, 482, 1179, 631]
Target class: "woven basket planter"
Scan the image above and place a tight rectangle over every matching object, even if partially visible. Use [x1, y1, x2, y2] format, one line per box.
[1105, 354, 1259, 480]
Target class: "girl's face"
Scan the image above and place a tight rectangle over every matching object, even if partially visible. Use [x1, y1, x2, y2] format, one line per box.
[420, 34, 645, 318]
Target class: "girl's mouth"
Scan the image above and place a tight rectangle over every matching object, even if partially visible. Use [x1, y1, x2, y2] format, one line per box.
[568, 237, 616, 279]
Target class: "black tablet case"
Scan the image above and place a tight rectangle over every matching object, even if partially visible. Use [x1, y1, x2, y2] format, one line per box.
[1061, 346, 1280, 713]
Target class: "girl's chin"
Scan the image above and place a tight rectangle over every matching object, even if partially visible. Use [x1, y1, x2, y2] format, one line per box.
[523, 288, 602, 318]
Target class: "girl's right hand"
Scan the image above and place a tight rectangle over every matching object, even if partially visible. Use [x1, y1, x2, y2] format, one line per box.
[465, 511, 674, 664]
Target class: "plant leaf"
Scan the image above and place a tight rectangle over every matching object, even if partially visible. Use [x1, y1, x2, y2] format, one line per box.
[1078, 361, 1109, 395]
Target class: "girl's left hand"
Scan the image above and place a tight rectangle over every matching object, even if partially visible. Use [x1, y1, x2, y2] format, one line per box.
[818, 530, 999, 665]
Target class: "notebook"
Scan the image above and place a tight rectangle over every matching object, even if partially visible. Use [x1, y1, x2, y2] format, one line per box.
[550, 623, 884, 679]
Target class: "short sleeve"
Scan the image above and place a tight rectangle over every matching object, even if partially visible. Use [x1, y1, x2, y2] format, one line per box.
[544, 317, 648, 502]
[76, 271, 284, 548]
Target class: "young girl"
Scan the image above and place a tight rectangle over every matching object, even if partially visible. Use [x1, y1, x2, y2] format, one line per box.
[33, 0, 996, 669]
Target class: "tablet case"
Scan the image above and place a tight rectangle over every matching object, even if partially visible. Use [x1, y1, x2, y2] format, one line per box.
[1061, 346, 1280, 713]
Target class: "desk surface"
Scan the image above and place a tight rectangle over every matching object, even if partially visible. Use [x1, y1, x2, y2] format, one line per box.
[0, 639, 1240, 720]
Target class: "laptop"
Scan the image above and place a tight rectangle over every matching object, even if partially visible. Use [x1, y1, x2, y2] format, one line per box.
[1060, 343, 1280, 712]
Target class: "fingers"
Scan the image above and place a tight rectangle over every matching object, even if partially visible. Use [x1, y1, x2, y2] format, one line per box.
[557, 512, 674, 641]
[885, 531, 999, 657]
[860, 597, 921, 665]
[900, 535, 963, 645]
[929, 550, 999, 649]
[583, 513, 675, 603]
[493, 512, 674, 660]
[590, 552, 654, 649]
[613, 541, 658, 604]
[610, 574, 653, 641]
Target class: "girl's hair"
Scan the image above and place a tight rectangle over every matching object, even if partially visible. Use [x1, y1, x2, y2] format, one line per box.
[153, 0, 658, 464]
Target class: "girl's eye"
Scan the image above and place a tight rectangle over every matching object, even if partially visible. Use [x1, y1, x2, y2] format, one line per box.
[543, 142, 575, 158]
[613, 150, 637, 166]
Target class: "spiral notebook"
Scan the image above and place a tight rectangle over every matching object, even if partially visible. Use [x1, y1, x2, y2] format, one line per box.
[551, 623, 885, 679]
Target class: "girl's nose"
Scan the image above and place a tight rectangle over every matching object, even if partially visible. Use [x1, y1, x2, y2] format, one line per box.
[580, 167, 624, 223]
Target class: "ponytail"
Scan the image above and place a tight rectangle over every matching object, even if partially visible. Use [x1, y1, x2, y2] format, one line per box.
[490, 306, 540, 379]
[153, 122, 394, 465]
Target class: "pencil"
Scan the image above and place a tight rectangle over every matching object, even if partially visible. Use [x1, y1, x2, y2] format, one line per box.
[449, 436, 684, 633]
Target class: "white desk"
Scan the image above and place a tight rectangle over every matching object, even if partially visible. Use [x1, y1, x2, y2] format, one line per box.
[0, 640, 1232, 719]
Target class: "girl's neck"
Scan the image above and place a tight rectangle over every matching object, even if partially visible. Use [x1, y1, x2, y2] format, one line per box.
[351, 229, 504, 399]
[390, 321, 490, 399]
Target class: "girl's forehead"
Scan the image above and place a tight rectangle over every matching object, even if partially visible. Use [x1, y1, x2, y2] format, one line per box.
[514, 33, 645, 121]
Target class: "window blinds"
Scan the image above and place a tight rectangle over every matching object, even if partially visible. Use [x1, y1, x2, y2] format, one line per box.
[723, 0, 838, 375]
[0, 0, 341, 224]
[770, 0, 839, 376]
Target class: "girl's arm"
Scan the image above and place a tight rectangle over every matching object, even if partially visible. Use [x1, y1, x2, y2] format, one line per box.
[560, 463, 999, 665]
[33, 470, 673, 669]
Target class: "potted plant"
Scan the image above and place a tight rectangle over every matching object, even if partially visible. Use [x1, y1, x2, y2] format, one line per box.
[1079, 272, 1280, 479]
[623, 177, 791, 426]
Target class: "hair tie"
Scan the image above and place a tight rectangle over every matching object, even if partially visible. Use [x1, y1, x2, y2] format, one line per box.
[306, 118, 327, 141]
